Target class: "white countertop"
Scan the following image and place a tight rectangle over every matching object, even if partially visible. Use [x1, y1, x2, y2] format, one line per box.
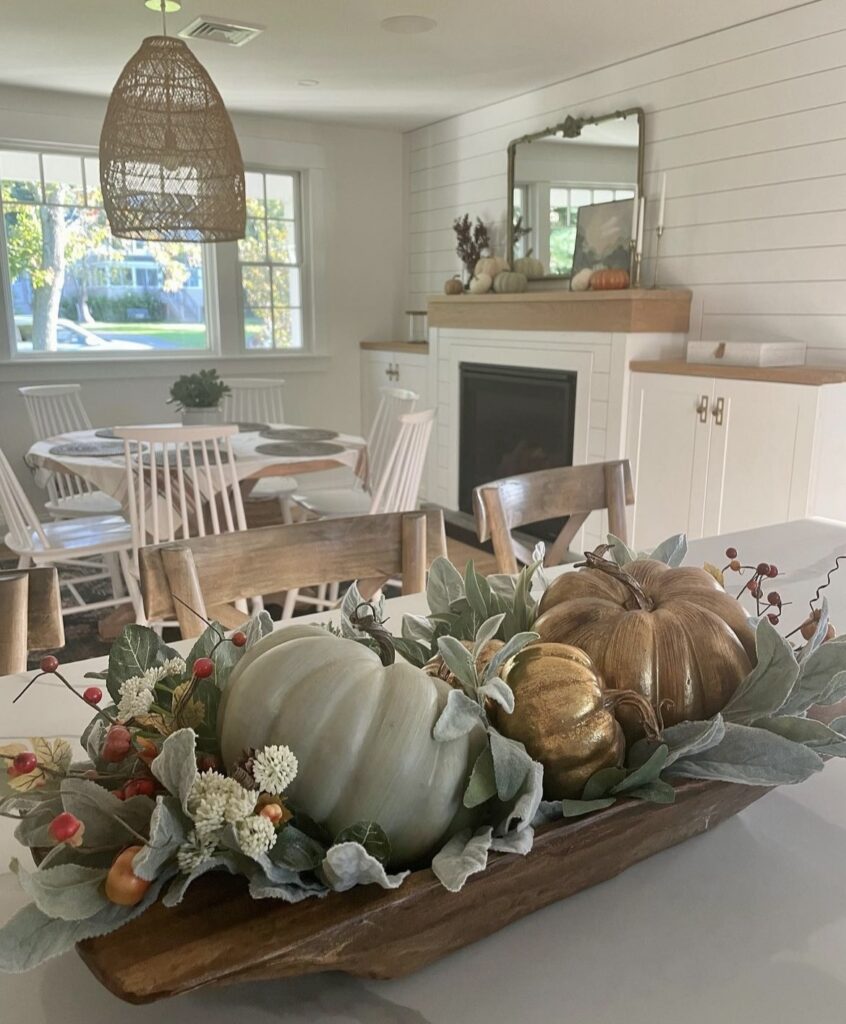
[2, 517, 846, 1020]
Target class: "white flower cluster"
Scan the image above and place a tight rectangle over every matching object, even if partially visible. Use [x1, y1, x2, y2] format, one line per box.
[252, 744, 298, 795]
[235, 815, 277, 859]
[187, 769, 257, 839]
[176, 830, 216, 873]
[116, 657, 187, 721]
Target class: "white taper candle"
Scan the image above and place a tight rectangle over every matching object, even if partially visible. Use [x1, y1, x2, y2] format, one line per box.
[658, 173, 667, 230]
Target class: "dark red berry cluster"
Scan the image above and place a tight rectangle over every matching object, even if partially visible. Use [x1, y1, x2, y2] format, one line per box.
[723, 548, 784, 622]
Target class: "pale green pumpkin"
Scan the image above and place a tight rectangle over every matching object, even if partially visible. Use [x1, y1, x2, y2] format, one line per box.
[218, 625, 485, 866]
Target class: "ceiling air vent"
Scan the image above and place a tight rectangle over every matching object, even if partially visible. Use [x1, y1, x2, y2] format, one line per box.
[179, 17, 264, 47]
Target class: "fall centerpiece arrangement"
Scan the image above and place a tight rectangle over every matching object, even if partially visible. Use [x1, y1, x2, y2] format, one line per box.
[2, 534, 846, 993]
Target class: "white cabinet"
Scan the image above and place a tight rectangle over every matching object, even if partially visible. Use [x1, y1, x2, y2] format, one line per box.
[360, 346, 431, 497]
[627, 372, 846, 549]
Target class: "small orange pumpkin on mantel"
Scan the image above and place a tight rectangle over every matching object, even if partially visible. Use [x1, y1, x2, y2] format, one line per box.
[590, 268, 630, 290]
[534, 553, 757, 731]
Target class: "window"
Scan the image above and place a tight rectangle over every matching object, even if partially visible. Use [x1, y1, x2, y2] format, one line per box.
[0, 148, 209, 355]
[238, 171, 304, 350]
[549, 185, 635, 276]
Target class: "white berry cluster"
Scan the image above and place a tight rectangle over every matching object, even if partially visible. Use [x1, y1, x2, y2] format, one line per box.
[187, 769, 257, 839]
[251, 744, 298, 795]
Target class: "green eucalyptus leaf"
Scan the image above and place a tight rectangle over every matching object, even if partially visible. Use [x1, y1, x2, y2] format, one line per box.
[151, 729, 198, 810]
[105, 624, 181, 704]
[11, 859, 109, 922]
[269, 825, 327, 872]
[666, 721, 824, 785]
[427, 557, 466, 614]
[463, 745, 497, 808]
[626, 779, 677, 804]
[649, 534, 688, 567]
[612, 745, 669, 795]
[722, 619, 799, 723]
[582, 767, 627, 800]
[436, 636, 478, 691]
[333, 822, 392, 864]
[433, 689, 483, 742]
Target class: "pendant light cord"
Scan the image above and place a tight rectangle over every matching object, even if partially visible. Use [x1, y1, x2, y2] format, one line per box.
[160, 0, 167, 36]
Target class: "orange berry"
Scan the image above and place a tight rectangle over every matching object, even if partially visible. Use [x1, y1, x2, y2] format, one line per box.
[105, 846, 151, 906]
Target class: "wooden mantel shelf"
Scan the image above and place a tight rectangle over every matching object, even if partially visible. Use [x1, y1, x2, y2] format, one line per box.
[360, 340, 429, 354]
[427, 288, 691, 334]
[631, 359, 846, 386]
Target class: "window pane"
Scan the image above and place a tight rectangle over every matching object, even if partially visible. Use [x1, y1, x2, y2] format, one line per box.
[42, 154, 85, 206]
[569, 188, 592, 209]
[593, 189, 614, 205]
[273, 307, 302, 350]
[272, 266, 301, 307]
[244, 171, 265, 220]
[267, 220, 297, 264]
[238, 217, 267, 262]
[241, 265, 271, 310]
[0, 150, 42, 203]
[84, 157, 102, 206]
[245, 308, 273, 349]
[265, 174, 295, 218]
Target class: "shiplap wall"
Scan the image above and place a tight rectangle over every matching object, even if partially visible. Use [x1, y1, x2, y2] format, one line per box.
[405, 0, 846, 364]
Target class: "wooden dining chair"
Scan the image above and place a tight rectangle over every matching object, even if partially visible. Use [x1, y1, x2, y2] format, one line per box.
[112, 424, 248, 625]
[474, 460, 635, 574]
[18, 384, 122, 519]
[138, 509, 447, 638]
[0, 567, 64, 675]
[0, 445, 133, 618]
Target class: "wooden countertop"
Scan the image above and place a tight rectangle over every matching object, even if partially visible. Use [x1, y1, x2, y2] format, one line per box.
[630, 359, 846, 386]
[360, 340, 429, 354]
[428, 288, 691, 333]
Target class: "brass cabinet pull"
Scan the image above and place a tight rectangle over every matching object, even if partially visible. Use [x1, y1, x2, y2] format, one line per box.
[712, 396, 725, 426]
[384, 363, 400, 381]
[696, 395, 709, 423]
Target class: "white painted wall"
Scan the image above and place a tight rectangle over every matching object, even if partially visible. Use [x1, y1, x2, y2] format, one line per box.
[406, 0, 846, 365]
[0, 86, 404, 506]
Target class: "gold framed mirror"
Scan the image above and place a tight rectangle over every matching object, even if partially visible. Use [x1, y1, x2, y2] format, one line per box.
[506, 107, 644, 281]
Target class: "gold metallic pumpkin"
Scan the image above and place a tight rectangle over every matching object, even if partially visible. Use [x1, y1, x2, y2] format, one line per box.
[497, 642, 625, 799]
[534, 558, 757, 728]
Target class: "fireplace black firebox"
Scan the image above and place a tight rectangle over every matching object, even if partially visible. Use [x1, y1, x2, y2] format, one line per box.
[459, 362, 577, 543]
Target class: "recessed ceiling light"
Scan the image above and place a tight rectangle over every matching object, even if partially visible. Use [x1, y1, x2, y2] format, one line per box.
[380, 15, 437, 34]
[297, 79, 320, 87]
[145, 0, 182, 11]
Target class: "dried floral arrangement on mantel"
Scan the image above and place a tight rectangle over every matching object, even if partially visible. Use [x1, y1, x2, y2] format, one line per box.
[2, 535, 845, 1001]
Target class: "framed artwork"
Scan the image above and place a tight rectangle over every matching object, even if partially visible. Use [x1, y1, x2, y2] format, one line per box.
[570, 197, 634, 277]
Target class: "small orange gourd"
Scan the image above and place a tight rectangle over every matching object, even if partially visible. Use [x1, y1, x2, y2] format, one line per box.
[590, 268, 630, 290]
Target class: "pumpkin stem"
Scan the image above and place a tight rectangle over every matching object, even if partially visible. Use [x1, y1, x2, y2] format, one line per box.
[576, 549, 654, 612]
[349, 602, 397, 666]
[604, 689, 662, 742]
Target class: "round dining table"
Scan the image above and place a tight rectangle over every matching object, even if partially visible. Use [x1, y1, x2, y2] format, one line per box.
[24, 423, 367, 505]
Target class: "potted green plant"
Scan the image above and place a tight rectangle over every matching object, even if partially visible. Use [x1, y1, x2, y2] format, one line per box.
[168, 369, 231, 426]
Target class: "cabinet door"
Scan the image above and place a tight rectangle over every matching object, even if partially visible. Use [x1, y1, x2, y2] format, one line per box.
[626, 373, 714, 549]
[703, 380, 817, 536]
[360, 352, 394, 434]
[393, 356, 428, 407]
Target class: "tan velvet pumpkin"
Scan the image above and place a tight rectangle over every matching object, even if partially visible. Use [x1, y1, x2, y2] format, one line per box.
[534, 558, 756, 728]
[590, 268, 630, 290]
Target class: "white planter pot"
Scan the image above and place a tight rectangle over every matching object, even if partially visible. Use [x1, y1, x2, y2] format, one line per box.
[181, 406, 224, 426]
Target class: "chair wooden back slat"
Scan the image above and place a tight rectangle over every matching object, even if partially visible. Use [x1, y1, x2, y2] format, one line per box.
[0, 568, 64, 675]
[366, 387, 418, 492]
[139, 509, 447, 634]
[0, 447, 50, 550]
[223, 378, 287, 425]
[474, 460, 635, 574]
[19, 384, 96, 502]
[114, 425, 247, 572]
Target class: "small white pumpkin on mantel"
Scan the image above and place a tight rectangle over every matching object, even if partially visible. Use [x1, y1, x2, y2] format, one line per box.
[570, 268, 594, 292]
[468, 272, 493, 294]
[218, 625, 486, 867]
[512, 255, 545, 279]
[492, 270, 528, 294]
[475, 256, 509, 279]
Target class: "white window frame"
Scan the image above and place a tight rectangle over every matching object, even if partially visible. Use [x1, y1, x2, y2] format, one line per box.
[234, 166, 312, 354]
[0, 142, 322, 367]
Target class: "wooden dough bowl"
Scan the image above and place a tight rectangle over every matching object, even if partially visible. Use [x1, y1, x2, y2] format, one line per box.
[78, 777, 768, 1003]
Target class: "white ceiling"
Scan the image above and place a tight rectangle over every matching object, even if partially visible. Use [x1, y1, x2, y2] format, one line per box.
[0, 0, 802, 130]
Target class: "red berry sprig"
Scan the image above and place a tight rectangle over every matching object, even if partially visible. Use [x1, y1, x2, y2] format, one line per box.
[722, 546, 786, 621]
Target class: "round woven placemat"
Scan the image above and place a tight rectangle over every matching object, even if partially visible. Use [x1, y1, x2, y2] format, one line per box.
[255, 441, 345, 458]
[260, 427, 339, 442]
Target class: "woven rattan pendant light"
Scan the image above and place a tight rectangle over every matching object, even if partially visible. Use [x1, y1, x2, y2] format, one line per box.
[100, 2, 246, 242]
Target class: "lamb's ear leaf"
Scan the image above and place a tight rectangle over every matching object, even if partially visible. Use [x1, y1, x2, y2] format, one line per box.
[431, 827, 493, 892]
[649, 534, 687, 567]
[436, 636, 477, 692]
[797, 598, 830, 663]
[489, 731, 532, 801]
[722, 618, 799, 723]
[483, 631, 538, 683]
[607, 535, 637, 567]
[464, 745, 497, 808]
[479, 677, 515, 715]
[433, 689, 483, 742]
[473, 614, 505, 659]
